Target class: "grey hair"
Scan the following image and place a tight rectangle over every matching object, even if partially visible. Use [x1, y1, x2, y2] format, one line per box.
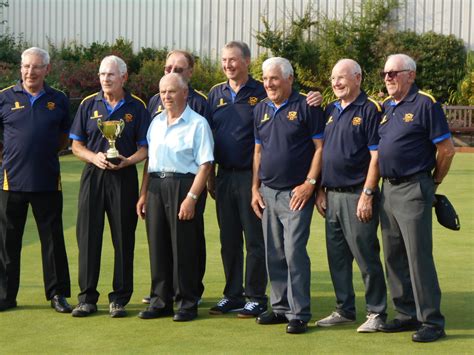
[100, 55, 128, 76]
[223, 41, 251, 59]
[387, 53, 417, 71]
[335, 58, 362, 76]
[160, 72, 188, 90]
[262, 57, 294, 79]
[21, 47, 50, 65]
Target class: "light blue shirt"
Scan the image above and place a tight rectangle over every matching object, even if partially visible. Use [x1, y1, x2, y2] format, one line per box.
[147, 105, 214, 174]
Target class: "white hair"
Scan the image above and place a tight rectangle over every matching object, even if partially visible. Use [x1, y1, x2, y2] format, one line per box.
[387, 53, 417, 71]
[100, 55, 128, 76]
[160, 72, 188, 90]
[334, 58, 362, 76]
[262, 57, 294, 79]
[21, 47, 50, 65]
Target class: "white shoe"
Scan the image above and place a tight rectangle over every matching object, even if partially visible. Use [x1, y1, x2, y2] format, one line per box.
[357, 313, 385, 333]
[316, 311, 356, 327]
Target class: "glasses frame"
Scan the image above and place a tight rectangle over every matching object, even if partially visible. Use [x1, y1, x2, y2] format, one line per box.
[380, 69, 411, 79]
[164, 66, 186, 74]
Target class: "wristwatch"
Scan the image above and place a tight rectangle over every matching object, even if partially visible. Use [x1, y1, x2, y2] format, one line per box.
[306, 177, 317, 185]
[363, 187, 374, 196]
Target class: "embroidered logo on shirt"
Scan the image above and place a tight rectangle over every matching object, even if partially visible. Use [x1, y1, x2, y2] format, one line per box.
[287, 111, 298, 121]
[352, 116, 362, 126]
[326, 116, 333, 125]
[11, 101, 25, 111]
[90, 110, 103, 120]
[155, 105, 163, 114]
[124, 113, 133, 122]
[380, 115, 388, 125]
[46, 102, 56, 110]
[217, 98, 227, 107]
[403, 113, 414, 122]
[261, 113, 270, 123]
[248, 96, 258, 106]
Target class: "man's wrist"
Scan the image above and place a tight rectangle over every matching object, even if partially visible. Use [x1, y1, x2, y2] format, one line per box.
[187, 192, 198, 201]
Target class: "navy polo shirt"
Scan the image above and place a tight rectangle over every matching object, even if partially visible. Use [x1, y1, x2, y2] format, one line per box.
[322, 91, 382, 188]
[254, 90, 325, 190]
[208, 76, 266, 169]
[0, 81, 70, 192]
[70, 90, 150, 156]
[378, 85, 451, 178]
[148, 86, 210, 120]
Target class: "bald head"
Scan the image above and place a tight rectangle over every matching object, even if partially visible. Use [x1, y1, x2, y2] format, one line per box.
[331, 58, 362, 105]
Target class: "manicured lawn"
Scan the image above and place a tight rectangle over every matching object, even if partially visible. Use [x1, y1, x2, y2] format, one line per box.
[0, 154, 472, 354]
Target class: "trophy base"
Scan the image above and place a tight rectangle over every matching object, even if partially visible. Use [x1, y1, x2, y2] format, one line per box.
[106, 157, 121, 166]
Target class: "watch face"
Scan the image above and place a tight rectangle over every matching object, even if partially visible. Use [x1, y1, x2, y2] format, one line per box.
[363, 188, 373, 196]
[307, 178, 316, 185]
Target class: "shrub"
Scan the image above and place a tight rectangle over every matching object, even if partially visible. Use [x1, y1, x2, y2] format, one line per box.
[0, 61, 18, 88]
[190, 57, 226, 93]
[127, 58, 163, 102]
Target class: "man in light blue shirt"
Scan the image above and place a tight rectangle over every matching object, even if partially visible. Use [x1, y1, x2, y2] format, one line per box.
[137, 73, 214, 322]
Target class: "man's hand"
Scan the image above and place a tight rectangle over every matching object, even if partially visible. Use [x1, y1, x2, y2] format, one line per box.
[136, 195, 146, 219]
[107, 155, 132, 170]
[306, 91, 323, 107]
[178, 196, 196, 220]
[91, 152, 110, 170]
[290, 182, 315, 211]
[251, 188, 265, 219]
[315, 188, 327, 217]
[356, 193, 373, 223]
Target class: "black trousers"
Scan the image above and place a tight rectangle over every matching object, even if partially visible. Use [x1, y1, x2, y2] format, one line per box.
[0, 190, 70, 302]
[215, 168, 267, 302]
[76, 164, 138, 305]
[146, 175, 204, 313]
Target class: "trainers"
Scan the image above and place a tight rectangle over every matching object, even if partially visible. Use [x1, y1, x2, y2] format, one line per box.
[71, 303, 97, 317]
[316, 311, 356, 327]
[357, 313, 385, 333]
[142, 296, 151, 304]
[209, 298, 245, 315]
[237, 301, 267, 318]
[109, 302, 127, 318]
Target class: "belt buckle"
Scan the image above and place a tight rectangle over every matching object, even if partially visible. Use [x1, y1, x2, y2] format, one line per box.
[159, 172, 166, 179]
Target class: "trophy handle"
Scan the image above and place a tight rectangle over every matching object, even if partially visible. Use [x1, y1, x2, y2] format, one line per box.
[97, 119, 104, 136]
[116, 119, 125, 137]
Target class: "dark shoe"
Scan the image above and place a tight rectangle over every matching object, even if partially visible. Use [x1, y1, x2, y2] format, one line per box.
[138, 306, 174, 319]
[256, 311, 289, 325]
[173, 311, 197, 322]
[378, 318, 421, 333]
[286, 319, 308, 334]
[0, 300, 17, 312]
[238, 301, 267, 318]
[142, 296, 151, 304]
[50, 295, 72, 313]
[412, 326, 446, 342]
[71, 303, 97, 317]
[109, 302, 127, 318]
[209, 298, 245, 315]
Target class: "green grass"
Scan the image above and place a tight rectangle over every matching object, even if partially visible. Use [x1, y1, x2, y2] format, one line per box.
[0, 154, 473, 354]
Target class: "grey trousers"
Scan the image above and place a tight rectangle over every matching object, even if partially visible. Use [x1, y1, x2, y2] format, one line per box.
[380, 174, 445, 329]
[260, 184, 314, 322]
[216, 168, 267, 303]
[325, 188, 387, 319]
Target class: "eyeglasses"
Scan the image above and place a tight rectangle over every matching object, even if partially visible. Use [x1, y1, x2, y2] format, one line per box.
[380, 69, 411, 79]
[164, 66, 186, 74]
[21, 64, 48, 71]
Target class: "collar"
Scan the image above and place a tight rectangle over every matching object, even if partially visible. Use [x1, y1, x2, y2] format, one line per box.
[94, 89, 132, 103]
[224, 75, 257, 92]
[160, 104, 192, 124]
[388, 84, 418, 106]
[13, 80, 52, 95]
[263, 89, 299, 108]
[334, 90, 367, 112]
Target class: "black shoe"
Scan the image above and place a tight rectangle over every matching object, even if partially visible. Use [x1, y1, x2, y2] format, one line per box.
[50, 295, 72, 313]
[256, 311, 289, 325]
[209, 298, 245, 315]
[71, 303, 97, 317]
[286, 319, 308, 334]
[173, 311, 197, 322]
[138, 306, 174, 319]
[378, 318, 421, 333]
[0, 300, 17, 312]
[412, 326, 446, 342]
[109, 302, 127, 318]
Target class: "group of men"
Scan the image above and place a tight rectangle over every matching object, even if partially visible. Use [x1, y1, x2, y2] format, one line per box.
[0, 41, 454, 343]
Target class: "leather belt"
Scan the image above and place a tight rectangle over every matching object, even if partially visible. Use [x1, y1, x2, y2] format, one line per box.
[383, 171, 431, 185]
[150, 172, 195, 179]
[325, 184, 363, 193]
[219, 166, 252, 172]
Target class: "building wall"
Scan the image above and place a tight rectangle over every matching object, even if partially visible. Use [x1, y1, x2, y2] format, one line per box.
[1, 0, 472, 60]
